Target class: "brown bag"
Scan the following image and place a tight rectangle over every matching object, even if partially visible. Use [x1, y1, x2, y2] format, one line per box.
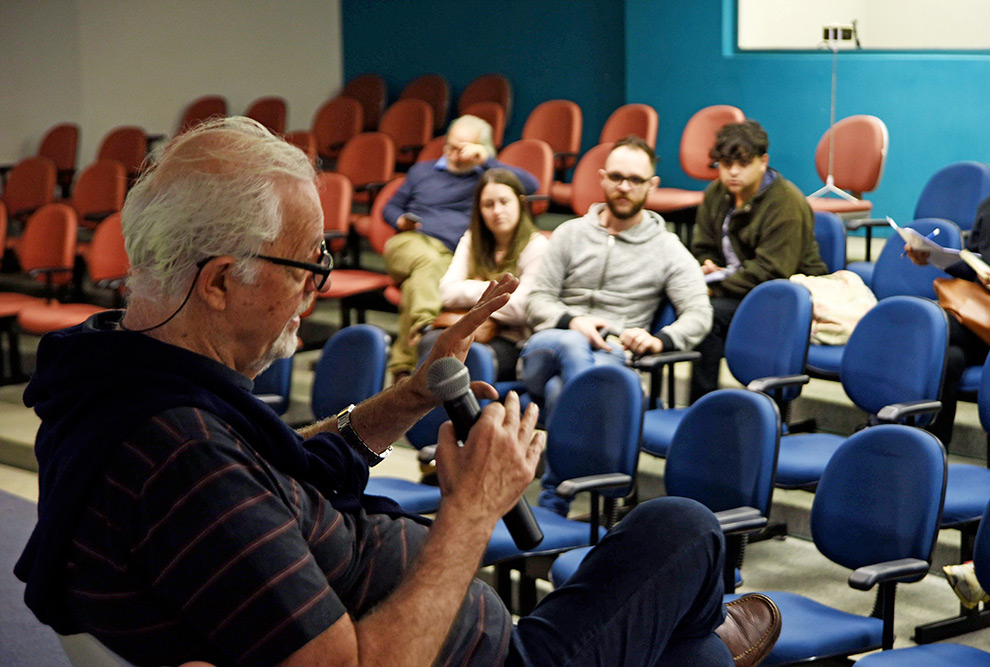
[430, 310, 500, 344]
[933, 277, 990, 345]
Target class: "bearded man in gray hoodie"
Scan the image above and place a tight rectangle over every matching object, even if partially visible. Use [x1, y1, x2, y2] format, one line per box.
[521, 136, 713, 514]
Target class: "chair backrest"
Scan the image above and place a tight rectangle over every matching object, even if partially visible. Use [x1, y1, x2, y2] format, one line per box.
[0, 202, 7, 250]
[19, 203, 77, 282]
[914, 161, 990, 232]
[417, 135, 446, 163]
[252, 356, 293, 416]
[284, 130, 317, 165]
[840, 295, 947, 416]
[458, 73, 512, 123]
[311, 324, 390, 420]
[814, 114, 889, 196]
[462, 101, 506, 149]
[317, 171, 354, 237]
[600, 103, 658, 148]
[666, 389, 780, 516]
[178, 95, 226, 133]
[813, 211, 846, 273]
[569, 142, 613, 216]
[86, 212, 129, 282]
[245, 96, 287, 134]
[400, 74, 450, 133]
[522, 100, 583, 171]
[498, 138, 554, 214]
[379, 99, 434, 164]
[545, 365, 642, 499]
[724, 280, 813, 402]
[680, 105, 745, 181]
[97, 127, 147, 180]
[38, 123, 79, 172]
[812, 424, 945, 574]
[871, 218, 962, 300]
[336, 132, 395, 191]
[3, 156, 56, 215]
[312, 96, 364, 161]
[365, 176, 404, 254]
[342, 73, 387, 131]
[71, 160, 127, 223]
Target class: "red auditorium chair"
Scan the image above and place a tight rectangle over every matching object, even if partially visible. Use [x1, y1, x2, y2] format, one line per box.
[0, 123, 79, 200]
[523, 100, 583, 183]
[178, 95, 227, 133]
[498, 139, 554, 216]
[18, 212, 128, 337]
[2, 156, 56, 223]
[399, 74, 450, 135]
[462, 101, 506, 150]
[342, 73, 387, 131]
[416, 136, 446, 163]
[379, 99, 434, 169]
[600, 103, 659, 148]
[96, 126, 148, 185]
[568, 143, 614, 217]
[457, 74, 512, 124]
[69, 160, 127, 229]
[317, 176, 404, 326]
[310, 96, 364, 167]
[245, 96, 287, 134]
[285, 130, 318, 166]
[807, 114, 888, 216]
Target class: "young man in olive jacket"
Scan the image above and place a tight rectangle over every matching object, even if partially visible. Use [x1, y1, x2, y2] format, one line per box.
[690, 119, 827, 401]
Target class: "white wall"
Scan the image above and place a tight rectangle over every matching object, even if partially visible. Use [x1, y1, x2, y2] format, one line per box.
[0, 0, 342, 168]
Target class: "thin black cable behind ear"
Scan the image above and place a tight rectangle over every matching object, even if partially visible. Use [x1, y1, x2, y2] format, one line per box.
[120, 259, 211, 334]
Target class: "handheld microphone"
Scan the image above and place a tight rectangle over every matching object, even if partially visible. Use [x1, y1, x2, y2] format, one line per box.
[427, 357, 543, 550]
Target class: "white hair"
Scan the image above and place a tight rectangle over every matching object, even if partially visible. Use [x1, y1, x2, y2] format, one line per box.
[122, 116, 316, 302]
[450, 115, 495, 159]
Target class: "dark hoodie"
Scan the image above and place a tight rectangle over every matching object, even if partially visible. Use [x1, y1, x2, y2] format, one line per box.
[14, 310, 412, 634]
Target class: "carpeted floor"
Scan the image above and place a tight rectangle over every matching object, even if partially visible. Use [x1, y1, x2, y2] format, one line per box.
[0, 490, 71, 666]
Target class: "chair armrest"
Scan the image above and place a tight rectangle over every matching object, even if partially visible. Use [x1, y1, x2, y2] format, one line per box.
[631, 350, 701, 371]
[526, 194, 550, 202]
[354, 182, 386, 199]
[747, 374, 810, 394]
[876, 400, 942, 423]
[555, 473, 633, 499]
[27, 266, 74, 279]
[417, 445, 437, 465]
[848, 558, 931, 590]
[398, 144, 424, 155]
[94, 277, 127, 291]
[553, 151, 580, 161]
[844, 218, 890, 232]
[323, 230, 347, 241]
[714, 507, 767, 534]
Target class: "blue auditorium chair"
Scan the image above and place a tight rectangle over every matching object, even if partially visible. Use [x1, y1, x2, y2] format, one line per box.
[914, 161, 990, 234]
[640, 279, 811, 459]
[484, 364, 642, 614]
[913, 350, 990, 643]
[806, 218, 961, 379]
[312, 324, 442, 514]
[727, 424, 947, 665]
[551, 388, 780, 592]
[858, 498, 990, 665]
[777, 296, 946, 490]
[814, 210, 846, 274]
[252, 356, 293, 416]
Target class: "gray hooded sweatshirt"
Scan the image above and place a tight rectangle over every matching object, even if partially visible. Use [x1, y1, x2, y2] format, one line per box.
[526, 203, 713, 351]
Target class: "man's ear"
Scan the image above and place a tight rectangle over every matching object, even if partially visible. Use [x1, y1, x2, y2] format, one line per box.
[649, 175, 660, 191]
[197, 256, 237, 311]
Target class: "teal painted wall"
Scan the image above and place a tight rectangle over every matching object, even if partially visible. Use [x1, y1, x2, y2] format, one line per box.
[626, 0, 990, 229]
[341, 0, 625, 154]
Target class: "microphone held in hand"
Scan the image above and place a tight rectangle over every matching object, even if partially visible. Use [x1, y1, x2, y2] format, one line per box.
[427, 357, 543, 550]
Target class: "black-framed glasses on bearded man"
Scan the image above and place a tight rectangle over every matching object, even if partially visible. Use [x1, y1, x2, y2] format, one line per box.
[603, 171, 651, 188]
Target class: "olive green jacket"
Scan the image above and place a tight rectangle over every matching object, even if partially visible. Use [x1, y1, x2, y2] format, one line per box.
[691, 170, 828, 298]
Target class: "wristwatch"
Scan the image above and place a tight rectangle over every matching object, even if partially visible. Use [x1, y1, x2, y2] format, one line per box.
[336, 403, 391, 467]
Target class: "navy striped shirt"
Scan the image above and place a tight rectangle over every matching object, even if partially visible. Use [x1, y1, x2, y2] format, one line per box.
[63, 407, 511, 666]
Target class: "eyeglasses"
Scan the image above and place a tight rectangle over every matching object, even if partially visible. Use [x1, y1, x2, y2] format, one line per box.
[603, 171, 651, 188]
[197, 240, 334, 291]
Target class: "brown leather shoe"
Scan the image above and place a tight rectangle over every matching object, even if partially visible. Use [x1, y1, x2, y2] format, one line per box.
[715, 593, 782, 667]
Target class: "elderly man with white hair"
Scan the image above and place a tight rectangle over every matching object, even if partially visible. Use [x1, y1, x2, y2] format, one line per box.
[15, 117, 780, 667]
[383, 114, 539, 379]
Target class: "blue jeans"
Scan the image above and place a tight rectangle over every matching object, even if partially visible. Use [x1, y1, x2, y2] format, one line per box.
[508, 497, 733, 666]
[520, 330, 628, 515]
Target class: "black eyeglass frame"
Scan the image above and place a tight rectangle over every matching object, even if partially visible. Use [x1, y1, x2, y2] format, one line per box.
[603, 171, 652, 188]
[197, 240, 334, 291]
